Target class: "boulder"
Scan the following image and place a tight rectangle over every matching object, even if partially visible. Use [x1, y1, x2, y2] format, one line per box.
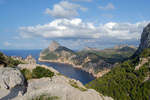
[0, 67, 25, 89]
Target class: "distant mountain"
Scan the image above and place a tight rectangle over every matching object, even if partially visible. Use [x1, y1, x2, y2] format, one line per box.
[39, 41, 136, 78]
[40, 40, 76, 60]
[86, 23, 150, 100]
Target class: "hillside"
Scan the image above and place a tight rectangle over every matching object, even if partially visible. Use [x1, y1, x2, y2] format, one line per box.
[39, 41, 136, 78]
[86, 23, 150, 100]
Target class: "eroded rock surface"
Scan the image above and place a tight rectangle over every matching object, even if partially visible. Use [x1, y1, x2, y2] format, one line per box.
[13, 76, 113, 100]
[0, 65, 113, 100]
[0, 67, 26, 100]
[0, 67, 25, 89]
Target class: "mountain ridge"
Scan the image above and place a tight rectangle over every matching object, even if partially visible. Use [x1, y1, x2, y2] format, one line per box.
[39, 41, 136, 78]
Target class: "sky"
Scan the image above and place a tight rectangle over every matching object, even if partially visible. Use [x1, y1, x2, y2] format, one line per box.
[0, 0, 150, 50]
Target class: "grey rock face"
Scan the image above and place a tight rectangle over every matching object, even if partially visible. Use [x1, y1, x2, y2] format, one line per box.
[0, 65, 113, 100]
[136, 23, 150, 54]
[49, 40, 60, 51]
[0, 67, 25, 89]
[14, 76, 113, 100]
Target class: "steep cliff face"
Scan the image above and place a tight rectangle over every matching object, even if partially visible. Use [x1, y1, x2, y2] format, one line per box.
[136, 23, 150, 55]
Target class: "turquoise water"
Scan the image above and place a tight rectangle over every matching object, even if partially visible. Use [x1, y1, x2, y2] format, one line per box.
[0, 50, 95, 84]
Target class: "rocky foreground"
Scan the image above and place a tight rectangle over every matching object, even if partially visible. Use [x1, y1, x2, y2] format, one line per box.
[0, 55, 113, 100]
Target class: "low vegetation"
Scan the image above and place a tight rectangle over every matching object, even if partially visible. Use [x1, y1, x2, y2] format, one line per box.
[69, 80, 87, 91]
[21, 69, 32, 80]
[86, 49, 150, 100]
[32, 66, 54, 78]
[0, 52, 23, 67]
[31, 94, 59, 100]
[41, 52, 58, 60]
[21, 66, 54, 80]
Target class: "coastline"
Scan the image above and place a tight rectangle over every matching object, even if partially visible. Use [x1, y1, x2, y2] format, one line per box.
[38, 57, 110, 78]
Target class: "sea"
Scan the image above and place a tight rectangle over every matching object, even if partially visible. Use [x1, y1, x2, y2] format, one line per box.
[0, 50, 95, 84]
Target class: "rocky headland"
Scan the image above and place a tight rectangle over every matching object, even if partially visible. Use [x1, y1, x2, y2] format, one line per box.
[39, 41, 136, 78]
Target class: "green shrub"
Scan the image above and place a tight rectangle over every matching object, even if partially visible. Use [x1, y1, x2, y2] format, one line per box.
[32, 66, 54, 78]
[31, 95, 58, 100]
[140, 48, 150, 58]
[69, 80, 87, 91]
[7, 57, 23, 67]
[21, 69, 32, 80]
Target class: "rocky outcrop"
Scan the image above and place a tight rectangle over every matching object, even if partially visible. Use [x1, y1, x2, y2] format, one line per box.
[135, 58, 149, 70]
[0, 67, 26, 100]
[25, 55, 36, 64]
[5, 75, 113, 100]
[136, 23, 150, 55]
[0, 67, 25, 90]
[19, 76, 113, 100]
[0, 64, 113, 100]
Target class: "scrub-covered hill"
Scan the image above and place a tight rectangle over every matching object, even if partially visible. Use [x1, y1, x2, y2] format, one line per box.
[86, 23, 150, 100]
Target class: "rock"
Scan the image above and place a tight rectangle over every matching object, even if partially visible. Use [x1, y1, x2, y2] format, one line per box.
[13, 76, 113, 100]
[136, 23, 150, 55]
[49, 40, 60, 52]
[0, 67, 25, 90]
[0, 67, 26, 100]
[25, 55, 36, 64]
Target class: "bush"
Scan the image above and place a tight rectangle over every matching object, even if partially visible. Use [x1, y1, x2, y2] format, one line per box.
[31, 95, 58, 100]
[32, 66, 54, 78]
[7, 57, 23, 67]
[69, 80, 87, 91]
[21, 69, 32, 80]
[140, 48, 150, 58]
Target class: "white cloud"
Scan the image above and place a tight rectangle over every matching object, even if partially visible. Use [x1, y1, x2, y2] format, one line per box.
[45, 1, 87, 18]
[4, 41, 11, 46]
[98, 3, 115, 10]
[19, 18, 149, 40]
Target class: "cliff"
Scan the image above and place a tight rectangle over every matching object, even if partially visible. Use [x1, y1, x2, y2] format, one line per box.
[135, 23, 150, 55]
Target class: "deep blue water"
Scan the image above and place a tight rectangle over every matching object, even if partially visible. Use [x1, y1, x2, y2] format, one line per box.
[0, 50, 95, 84]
